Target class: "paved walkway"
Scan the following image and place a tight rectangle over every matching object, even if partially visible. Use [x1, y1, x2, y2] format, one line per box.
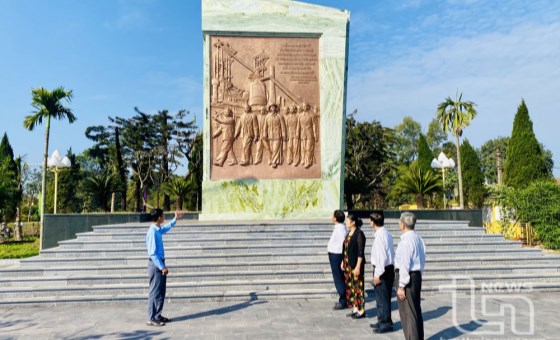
[1, 292, 559, 339]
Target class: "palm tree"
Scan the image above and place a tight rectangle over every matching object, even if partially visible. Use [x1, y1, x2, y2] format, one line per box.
[83, 173, 116, 212]
[397, 164, 442, 209]
[162, 176, 193, 210]
[436, 92, 477, 209]
[23, 86, 75, 249]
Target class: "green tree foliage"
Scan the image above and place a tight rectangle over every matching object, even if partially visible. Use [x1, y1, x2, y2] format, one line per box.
[84, 118, 128, 211]
[493, 181, 560, 250]
[83, 172, 116, 212]
[436, 92, 478, 209]
[396, 163, 442, 209]
[503, 100, 549, 189]
[393, 116, 422, 165]
[426, 118, 447, 151]
[87, 108, 198, 212]
[0, 133, 19, 221]
[460, 139, 486, 208]
[186, 133, 203, 211]
[416, 133, 433, 172]
[162, 176, 193, 210]
[344, 113, 395, 210]
[478, 137, 509, 185]
[514, 181, 560, 250]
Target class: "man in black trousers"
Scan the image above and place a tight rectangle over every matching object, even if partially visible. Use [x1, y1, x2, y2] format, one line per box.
[395, 212, 426, 340]
[369, 211, 395, 333]
[327, 209, 348, 310]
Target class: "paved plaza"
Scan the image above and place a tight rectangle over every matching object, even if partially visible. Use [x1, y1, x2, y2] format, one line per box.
[1, 292, 559, 339]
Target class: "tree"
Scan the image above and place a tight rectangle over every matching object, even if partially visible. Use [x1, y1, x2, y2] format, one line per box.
[162, 176, 192, 210]
[393, 116, 422, 165]
[426, 118, 447, 151]
[416, 133, 433, 172]
[0, 133, 18, 223]
[83, 172, 116, 212]
[85, 117, 128, 211]
[186, 132, 203, 211]
[436, 92, 478, 209]
[503, 100, 549, 189]
[478, 137, 509, 185]
[460, 139, 486, 208]
[23, 86, 75, 249]
[396, 163, 442, 209]
[344, 113, 394, 210]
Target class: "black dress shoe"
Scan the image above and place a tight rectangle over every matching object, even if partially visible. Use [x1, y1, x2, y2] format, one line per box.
[346, 312, 357, 317]
[351, 312, 366, 319]
[370, 323, 380, 330]
[373, 327, 394, 333]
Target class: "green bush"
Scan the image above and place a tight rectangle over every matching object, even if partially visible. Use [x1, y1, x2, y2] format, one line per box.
[492, 181, 560, 250]
[514, 181, 560, 250]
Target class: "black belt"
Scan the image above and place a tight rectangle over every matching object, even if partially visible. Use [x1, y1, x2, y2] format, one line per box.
[373, 264, 394, 270]
[148, 258, 165, 263]
[395, 269, 420, 274]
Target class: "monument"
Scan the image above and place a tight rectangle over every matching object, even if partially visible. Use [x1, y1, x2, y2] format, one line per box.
[201, 0, 349, 220]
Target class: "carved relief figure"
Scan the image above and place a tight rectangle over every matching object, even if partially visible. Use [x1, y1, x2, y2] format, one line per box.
[285, 105, 301, 166]
[254, 107, 272, 165]
[298, 102, 318, 168]
[212, 108, 238, 167]
[262, 104, 287, 168]
[234, 105, 260, 166]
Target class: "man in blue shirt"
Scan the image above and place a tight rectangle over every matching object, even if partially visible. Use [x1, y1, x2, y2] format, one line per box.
[146, 209, 183, 326]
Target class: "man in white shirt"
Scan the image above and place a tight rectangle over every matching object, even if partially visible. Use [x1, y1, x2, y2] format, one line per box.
[395, 212, 426, 340]
[328, 209, 348, 310]
[369, 211, 395, 333]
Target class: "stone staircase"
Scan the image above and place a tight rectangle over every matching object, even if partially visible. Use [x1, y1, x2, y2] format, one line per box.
[1, 219, 560, 307]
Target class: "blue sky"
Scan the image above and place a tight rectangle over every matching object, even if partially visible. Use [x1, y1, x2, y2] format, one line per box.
[1, 0, 559, 176]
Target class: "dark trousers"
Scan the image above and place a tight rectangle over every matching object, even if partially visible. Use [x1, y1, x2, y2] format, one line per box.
[328, 253, 346, 305]
[148, 260, 167, 321]
[397, 271, 424, 340]
[373, 265, 395, 329]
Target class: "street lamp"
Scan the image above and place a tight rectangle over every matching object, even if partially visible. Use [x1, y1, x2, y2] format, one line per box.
[431, 152, 455, 209]
[48, 149, 71, 214]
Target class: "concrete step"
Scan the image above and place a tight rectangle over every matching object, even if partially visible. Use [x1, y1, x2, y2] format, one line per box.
[74, 231, 493, 243]
[88, 221, 472, 233]
[4, 261, 559, 279]
[90, 220, 472, 233]
[59, 238, 519, 250]
[38, 244, 542, 258]
[21, 249, 559, 267]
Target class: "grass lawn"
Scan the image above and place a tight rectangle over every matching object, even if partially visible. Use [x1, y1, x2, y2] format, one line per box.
[0, 238, 40, 259]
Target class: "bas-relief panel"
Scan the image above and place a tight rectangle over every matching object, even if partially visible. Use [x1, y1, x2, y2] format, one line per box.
[209, 36, 321, 180]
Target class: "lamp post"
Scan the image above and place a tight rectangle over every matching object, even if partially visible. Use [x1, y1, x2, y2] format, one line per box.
[431, 152, 455, 209]
[48, 150, 71, 214]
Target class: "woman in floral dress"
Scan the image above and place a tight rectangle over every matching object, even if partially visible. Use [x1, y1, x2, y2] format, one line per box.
[342, 213, 367, 319]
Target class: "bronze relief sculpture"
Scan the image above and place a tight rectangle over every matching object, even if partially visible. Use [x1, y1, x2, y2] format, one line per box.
[210, 36, 321, 179]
